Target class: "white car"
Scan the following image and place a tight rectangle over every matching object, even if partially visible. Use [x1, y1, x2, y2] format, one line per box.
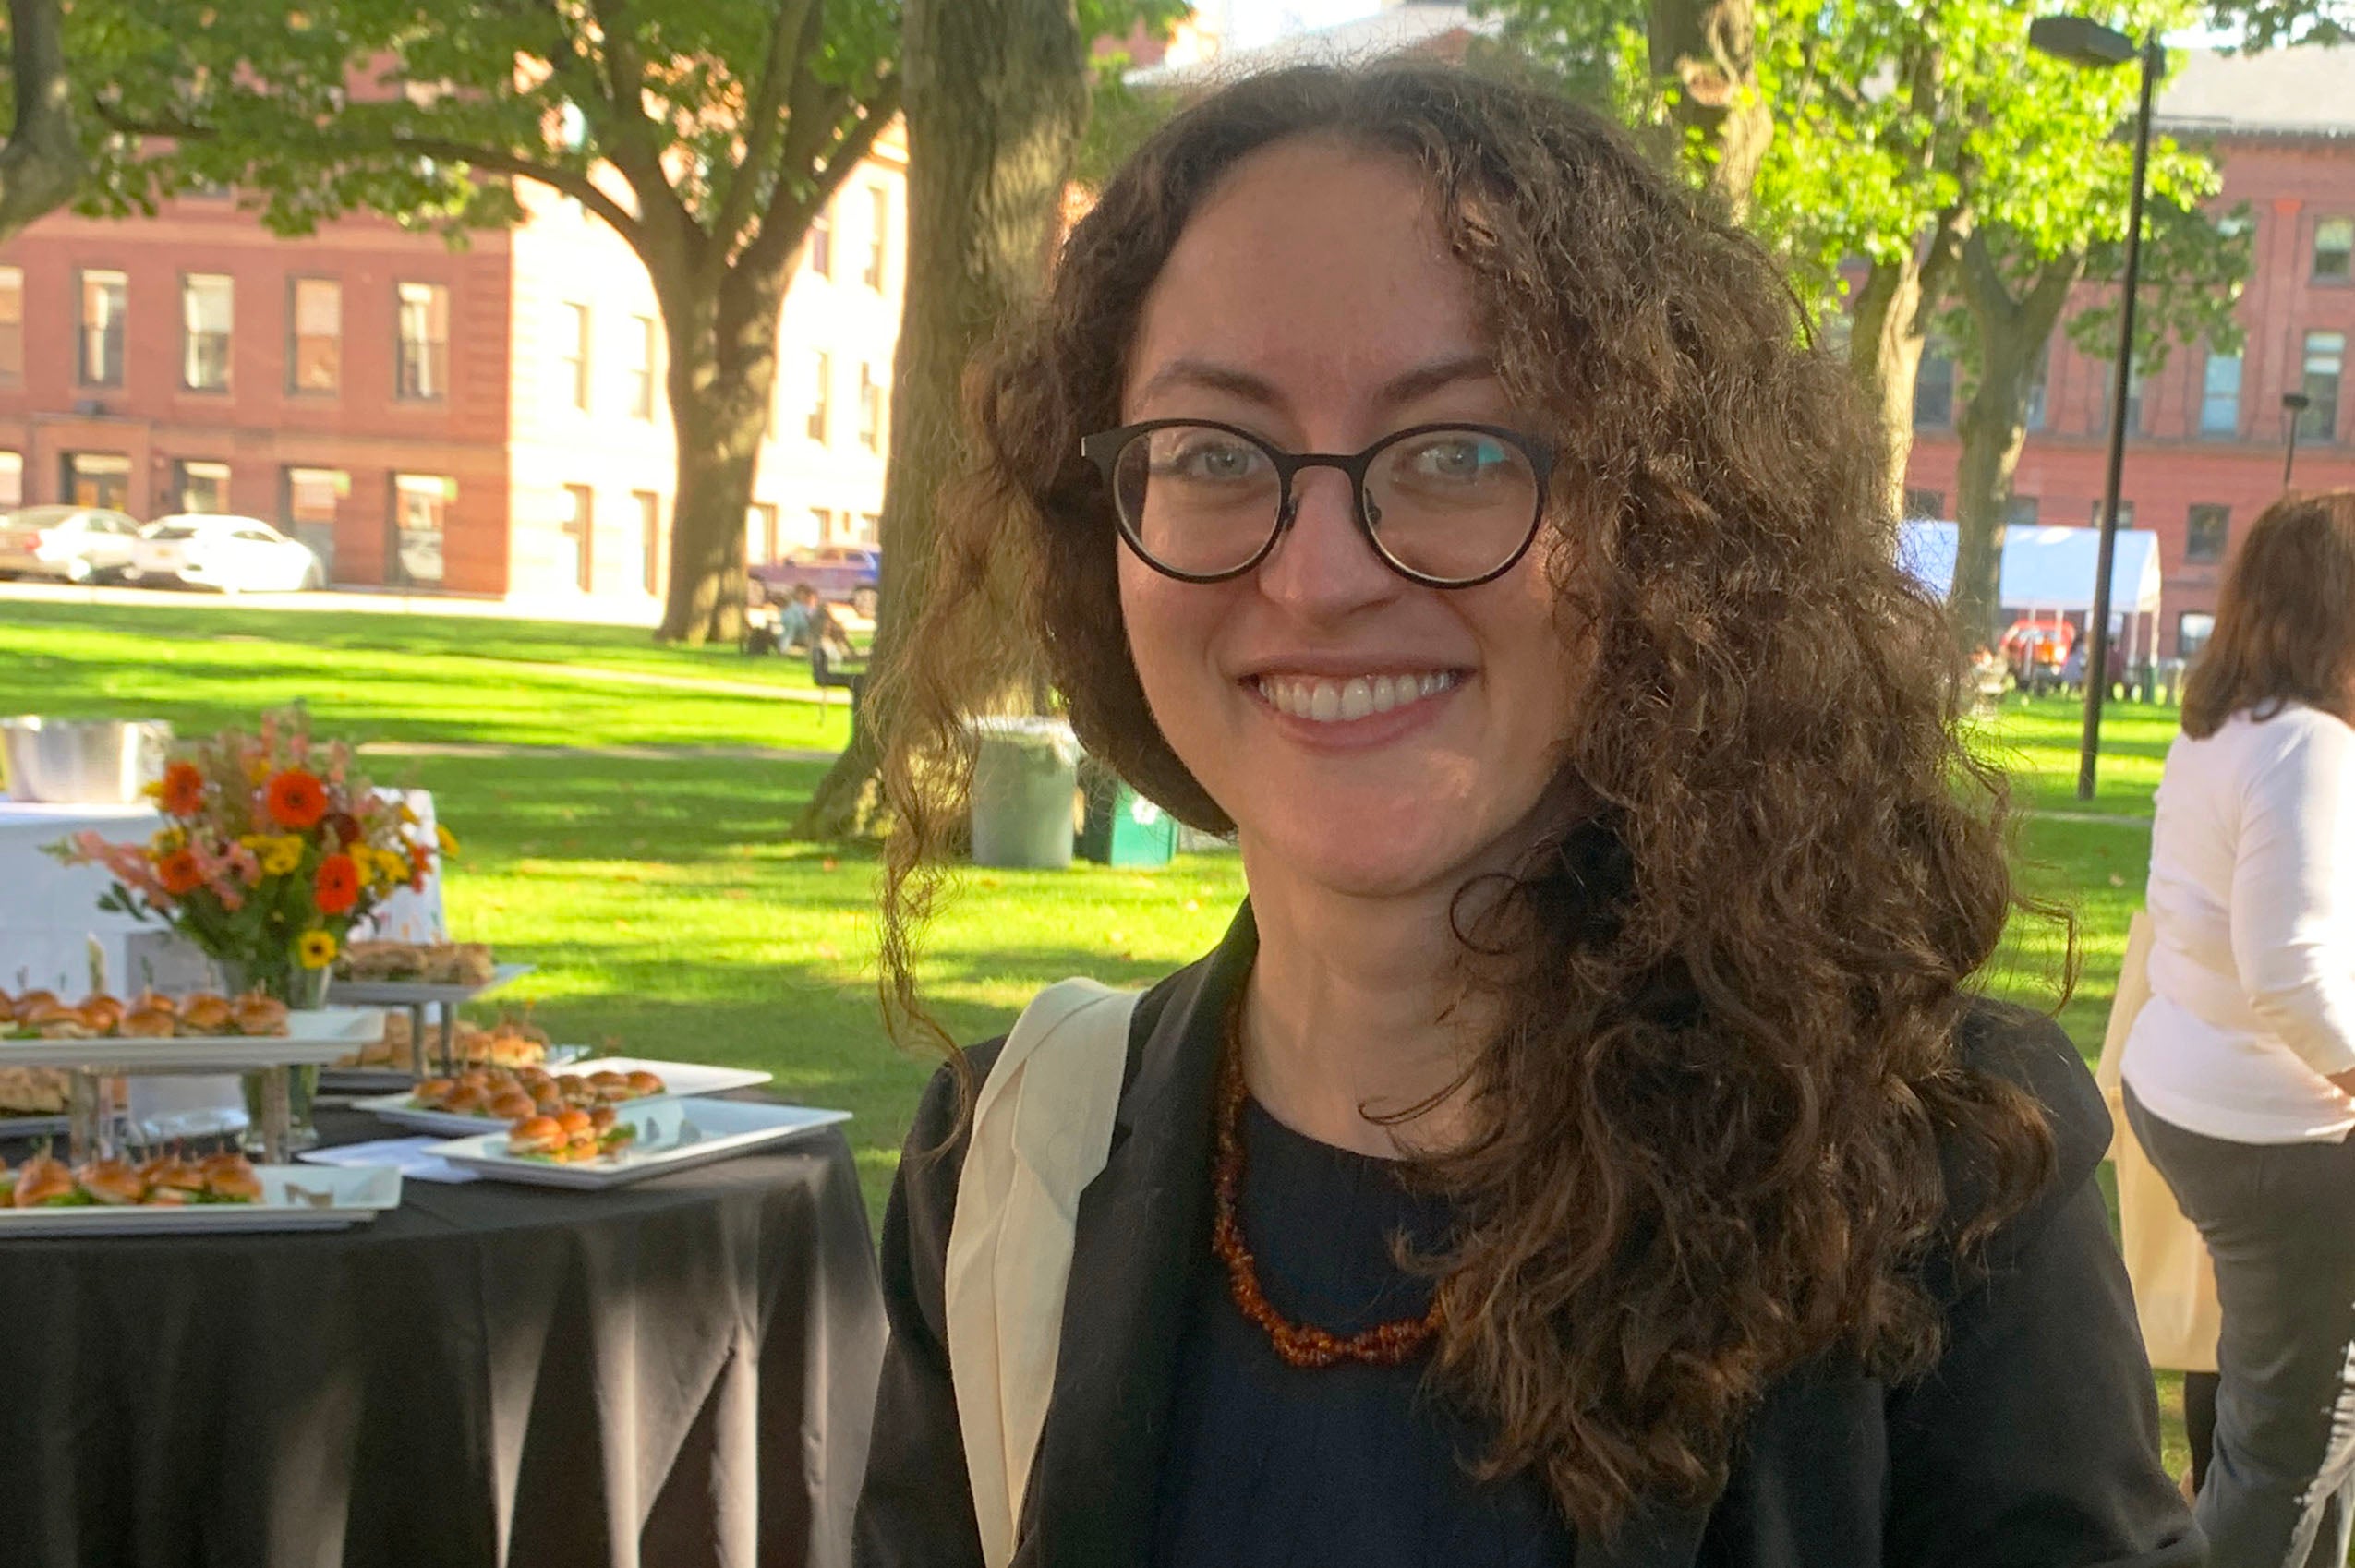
[0, 505, 145, 583]
[128, 514, 325, 593]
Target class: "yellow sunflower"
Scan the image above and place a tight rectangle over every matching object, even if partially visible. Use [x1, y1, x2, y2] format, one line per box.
[296, 930, 338, 970]
[259, 836, 304, 877]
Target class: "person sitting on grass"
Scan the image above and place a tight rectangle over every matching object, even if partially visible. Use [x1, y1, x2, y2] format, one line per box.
[856, 61, 2193, 1568]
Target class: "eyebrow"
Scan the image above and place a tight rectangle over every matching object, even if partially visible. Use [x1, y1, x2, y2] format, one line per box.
[1129, 352, 1500, 415]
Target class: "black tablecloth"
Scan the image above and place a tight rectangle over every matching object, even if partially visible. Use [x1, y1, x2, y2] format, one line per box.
[0, 1104, 887, 1568]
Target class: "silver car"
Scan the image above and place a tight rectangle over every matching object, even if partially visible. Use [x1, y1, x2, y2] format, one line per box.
[0, 505, 144, 584]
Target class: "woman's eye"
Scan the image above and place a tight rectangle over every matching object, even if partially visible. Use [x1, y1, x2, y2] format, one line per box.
[1407, 438, 1506, 479]
[1157, 440, 1265, 481]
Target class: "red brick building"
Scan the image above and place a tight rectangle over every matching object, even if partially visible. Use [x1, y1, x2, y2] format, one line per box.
[1902, 46, 2355, 657]
[0, 132, 908, 606]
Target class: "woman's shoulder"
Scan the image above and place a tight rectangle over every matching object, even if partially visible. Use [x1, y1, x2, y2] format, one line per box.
[1929, 997, 2108, 1285]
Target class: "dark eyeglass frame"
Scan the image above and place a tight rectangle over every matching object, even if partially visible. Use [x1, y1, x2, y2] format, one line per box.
[1079, 418, 1557, 589]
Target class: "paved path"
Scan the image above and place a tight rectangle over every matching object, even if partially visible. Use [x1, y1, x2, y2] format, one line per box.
[358, 740, 839, 764]
[2025, 809, 2151, 828]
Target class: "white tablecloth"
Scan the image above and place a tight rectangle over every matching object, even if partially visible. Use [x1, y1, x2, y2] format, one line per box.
[0, 802, 191, 995]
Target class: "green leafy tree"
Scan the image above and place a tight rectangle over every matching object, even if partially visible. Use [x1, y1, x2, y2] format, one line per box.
[2206, 0, 2351, 44]
[0, 0, 85, 242]
[78, 0, 901, 645]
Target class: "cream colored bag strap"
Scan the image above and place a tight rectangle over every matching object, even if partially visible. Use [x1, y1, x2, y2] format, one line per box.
[946, 978, 1140, 1568]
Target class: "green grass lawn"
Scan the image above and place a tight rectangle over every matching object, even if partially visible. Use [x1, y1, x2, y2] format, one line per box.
[0, 604, 2200, 1472]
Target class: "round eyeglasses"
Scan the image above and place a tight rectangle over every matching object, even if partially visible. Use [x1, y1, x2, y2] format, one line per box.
[1079, 420, 1554, 589]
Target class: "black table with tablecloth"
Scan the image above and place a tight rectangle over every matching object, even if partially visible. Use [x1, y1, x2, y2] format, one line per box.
[0, 1104, 886, 1568]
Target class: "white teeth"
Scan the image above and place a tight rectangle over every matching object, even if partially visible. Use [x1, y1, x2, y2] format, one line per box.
[1254, 671, 1457, 724]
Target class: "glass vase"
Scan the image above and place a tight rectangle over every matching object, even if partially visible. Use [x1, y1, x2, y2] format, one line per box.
[223, 958, 332, 1156]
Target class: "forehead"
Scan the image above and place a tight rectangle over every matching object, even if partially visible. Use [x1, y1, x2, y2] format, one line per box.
[1123, 137, 1488, 417]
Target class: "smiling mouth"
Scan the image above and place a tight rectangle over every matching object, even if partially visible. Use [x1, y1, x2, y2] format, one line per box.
[1250, 670, 1463, 723]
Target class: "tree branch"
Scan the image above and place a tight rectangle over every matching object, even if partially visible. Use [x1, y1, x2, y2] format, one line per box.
[387, 135, 645, 244]
[1957, 229, 2019, 321]
[740, 70, 899, 281]
[0, 0, 85, 242]
[579, 0, 698, 247]
[711, 0, 820, 252]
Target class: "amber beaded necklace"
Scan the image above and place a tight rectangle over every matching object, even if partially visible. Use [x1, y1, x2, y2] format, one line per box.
[1210, 1008, 1446, 1369]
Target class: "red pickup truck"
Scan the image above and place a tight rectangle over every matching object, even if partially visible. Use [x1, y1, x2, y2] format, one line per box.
[748, 545, 881, 619]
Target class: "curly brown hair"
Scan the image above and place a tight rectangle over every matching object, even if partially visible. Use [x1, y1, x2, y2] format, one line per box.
[874, 60, 2058, 1536]
[2182, 489, 2355, 739]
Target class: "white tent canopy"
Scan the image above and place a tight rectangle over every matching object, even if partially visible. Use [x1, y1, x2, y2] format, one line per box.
[1897, 521, 2163, 617]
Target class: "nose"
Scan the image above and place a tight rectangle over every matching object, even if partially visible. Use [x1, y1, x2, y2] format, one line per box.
[1253, 463, 1400, 620]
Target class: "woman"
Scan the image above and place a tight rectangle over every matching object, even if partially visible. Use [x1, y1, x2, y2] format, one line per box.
[2122, 488, 2355, 1568]
[857, 64, 2192, 1567]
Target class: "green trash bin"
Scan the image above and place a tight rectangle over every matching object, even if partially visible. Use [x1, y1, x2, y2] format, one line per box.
[1078, 766, 1177, 868]
[968, 717, 1080, 869]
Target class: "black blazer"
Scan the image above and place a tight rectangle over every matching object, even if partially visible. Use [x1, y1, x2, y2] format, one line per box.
[854, 908, 2200, 1567]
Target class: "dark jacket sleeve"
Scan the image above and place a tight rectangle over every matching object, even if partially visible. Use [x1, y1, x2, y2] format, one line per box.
[1882, 1003, 2202, 1568]
[851, 1042, 1003, 1568]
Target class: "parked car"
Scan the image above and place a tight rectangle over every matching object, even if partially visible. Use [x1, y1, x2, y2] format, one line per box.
[749, 544, 881, 619]
[127, 514, 325, 593]
[0, 505, 145, 584]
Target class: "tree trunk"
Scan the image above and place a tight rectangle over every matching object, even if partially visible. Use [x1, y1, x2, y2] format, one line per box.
[0, 0, 85, 244]
[1648, 0, 1769, 218]
[1950, 236, 2079, 655]
[1846, 211, 1965, 520]
[656, 270, 789, 645]
[796, 0, 1089, 837]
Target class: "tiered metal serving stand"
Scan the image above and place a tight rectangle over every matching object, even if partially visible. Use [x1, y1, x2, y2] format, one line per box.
[3, 1009, 387, 1164]
[320, 964, 535, 1090]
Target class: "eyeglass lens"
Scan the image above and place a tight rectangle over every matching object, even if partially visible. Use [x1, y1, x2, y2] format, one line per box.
[1110, 424, 1540, 584]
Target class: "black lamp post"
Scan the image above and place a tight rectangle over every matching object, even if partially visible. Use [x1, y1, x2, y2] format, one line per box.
[2285, 391, 2313, 487]
[2031, 13, 2161, 802]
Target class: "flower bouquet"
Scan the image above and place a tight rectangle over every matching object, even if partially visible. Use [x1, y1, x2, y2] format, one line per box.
[52, 707, 451, 1003]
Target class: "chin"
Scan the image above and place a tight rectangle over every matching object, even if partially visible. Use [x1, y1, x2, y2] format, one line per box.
[1244, 814, 1492, 902]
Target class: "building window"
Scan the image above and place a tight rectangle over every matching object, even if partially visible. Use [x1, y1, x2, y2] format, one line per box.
[2024, 345, 2050, 431]
[78, 270, 127, 387]
[64, 452, 130, 510]
[635, 490, 661, 595]
[864, 186, 888, 291]
[561, 302, 591, 412]
[175, 459, 231, 513]
[289, 278, 341, 393]
[2122, 365, 2146, 435]
[861, 512, 881, 542]
[395, 281, 449, 401]
[1902, 488, 1944, 520]
[283, 465, 345, 579]
[181, 274, 232, 392]
[746, 502, 778, 564]
[858, 363, 883, 452]
[1913, 342, 1955, 428]
[0, 267, 21, 388]
[628, 314, 656, 419]
[2315, 217, 2353, 283]
[807, 351, 830, 442]
[811, 507, 833, 543]
[2004, 495, 2040, 529]
[2185, 503, 2229, 564]
[2200, 350, 2241, 439]
[562, 484, 594, 591]
[809, 207, 833, 279]
[2179, 611, 2216, 658]
[391, 473, 450, 585]
[2090, 498, 2137, 530]
[2301, 331, 2344, 441]
[0, 452, 23, 508]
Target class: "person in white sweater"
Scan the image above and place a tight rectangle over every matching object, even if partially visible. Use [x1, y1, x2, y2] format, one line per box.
[2122, 488, 2355, 1568]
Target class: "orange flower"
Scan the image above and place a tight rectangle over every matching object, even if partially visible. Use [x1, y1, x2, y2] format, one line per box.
[160, 761, 206, 817]
[314, 853, 360, 915]
[156, 849, 202, 897]
[264, 768, 329, 831]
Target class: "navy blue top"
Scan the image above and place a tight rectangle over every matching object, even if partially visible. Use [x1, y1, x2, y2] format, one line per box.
[1150, 1098, 1574, 1567]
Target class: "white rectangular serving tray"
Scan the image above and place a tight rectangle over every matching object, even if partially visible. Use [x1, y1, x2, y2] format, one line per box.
[429, 1097, 849, 1189]
[0, 1164, 402, 1236]
[328, 962, 535, 1007]
[352, 1056, 773, 1137]
[0, 1007, 388, 1072]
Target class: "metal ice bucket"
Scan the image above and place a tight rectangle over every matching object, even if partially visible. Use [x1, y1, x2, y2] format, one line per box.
[0, 717, 174, 803]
